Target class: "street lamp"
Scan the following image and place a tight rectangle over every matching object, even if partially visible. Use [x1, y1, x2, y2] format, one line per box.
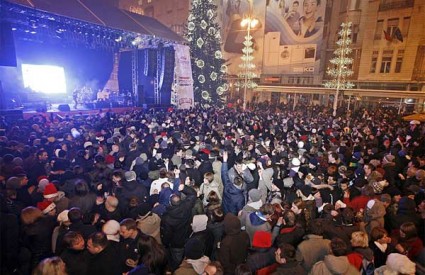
[240, 16, 258, 110]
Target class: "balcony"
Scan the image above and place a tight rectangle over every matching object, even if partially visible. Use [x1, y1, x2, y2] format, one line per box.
[379, 0, 414, 11]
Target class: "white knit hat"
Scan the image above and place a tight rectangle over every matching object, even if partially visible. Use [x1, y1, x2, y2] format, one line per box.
[102, 220, 120, 242]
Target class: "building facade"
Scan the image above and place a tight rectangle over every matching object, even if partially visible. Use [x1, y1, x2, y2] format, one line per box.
[119, 0, 425, 111]
[119, 0, 189, 36]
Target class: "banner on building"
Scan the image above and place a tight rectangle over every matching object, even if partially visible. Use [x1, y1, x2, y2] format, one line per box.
[264, 0, 327, 74]
[173, 44, 194, 109]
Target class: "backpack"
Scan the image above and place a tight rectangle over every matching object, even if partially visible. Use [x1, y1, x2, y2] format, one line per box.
[360, 257, 375, 275]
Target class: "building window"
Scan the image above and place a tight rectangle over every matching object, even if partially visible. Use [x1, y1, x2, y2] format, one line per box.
[340, 0, 348, 12]
[352, 24, 359, 44]
[402, 17, 410, 37]
[374, 20, 383, 40]
[370, 51, 379, 73]
[387, 18, 399, 36]
[380, 50, 393, 73]
[395, 49, 404, 73]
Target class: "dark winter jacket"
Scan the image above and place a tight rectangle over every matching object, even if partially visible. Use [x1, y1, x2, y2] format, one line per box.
[221, 162, 246, 215]
[160, 185, 196, 248]
[218, 213, 250, 275]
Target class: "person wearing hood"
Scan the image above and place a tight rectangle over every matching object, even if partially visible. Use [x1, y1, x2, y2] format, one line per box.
[310, 237, 360, 275]
[244, 203, 279, 245]
[221, 151, 247, 215]
[187, 214, 214, 258]
[175, 238, 210, 275]
[218, 213, 250, 275]
[239, 189, 263, 227]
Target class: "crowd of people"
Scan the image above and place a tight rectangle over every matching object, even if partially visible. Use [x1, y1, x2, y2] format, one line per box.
[0, 103, 425, 275]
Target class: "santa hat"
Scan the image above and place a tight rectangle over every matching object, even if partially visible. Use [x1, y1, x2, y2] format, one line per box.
[43, 183, 58, 199]
[37, 201, 56, 214]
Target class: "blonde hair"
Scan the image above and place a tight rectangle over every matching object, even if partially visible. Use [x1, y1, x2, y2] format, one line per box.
[351, 231, 369, 247]
[21, 206, 43, 225]
[32, 256, 67, 275]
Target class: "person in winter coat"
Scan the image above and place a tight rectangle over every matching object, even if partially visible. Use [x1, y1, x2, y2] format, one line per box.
[135, 203, 161, 244]
[160, 184, 197, 271]
[175, 238, 210, 275]
[60, 231, 89, 275]
[221, 151, 246, 215]
[86, 231, 123, 275]
[310, 237, 360, 275]
[369, 227, 396, 268]
[246, 231, 278, 274]
[346, 231, 374, 272]
[188, 214, 214, 258]
[374, 253, 416, 275]
[244, 203, 276, 244]
[200, 172, 222, 206]
[271, 243, 305, 275]
[364, 198, 386, 237]
[20, 206, 57, 274]
[296, 219, 331, 272]
[116, 171, 149, 212]
[218, 213, 250, 275]
[395, 222, 424, 261]
[275, 210, 305, 248]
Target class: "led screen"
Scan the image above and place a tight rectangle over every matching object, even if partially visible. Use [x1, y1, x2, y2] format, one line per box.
[22, 64, 67, 94]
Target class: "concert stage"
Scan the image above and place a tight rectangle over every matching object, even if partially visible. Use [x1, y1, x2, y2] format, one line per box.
[22, 105, 144, 120]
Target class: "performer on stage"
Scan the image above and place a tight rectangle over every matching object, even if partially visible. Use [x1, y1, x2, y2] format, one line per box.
[73, 88, 80, 109]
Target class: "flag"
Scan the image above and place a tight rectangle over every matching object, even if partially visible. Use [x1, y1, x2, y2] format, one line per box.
[393, 27, 403, 42]
[383, 30, 393, 42]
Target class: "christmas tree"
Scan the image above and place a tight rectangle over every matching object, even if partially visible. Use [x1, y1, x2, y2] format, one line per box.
[324, 22, 354, 116]
[186, 0, 228, 107]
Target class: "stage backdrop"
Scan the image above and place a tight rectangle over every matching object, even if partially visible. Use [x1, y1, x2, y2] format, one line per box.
[173, 44, 194, 109]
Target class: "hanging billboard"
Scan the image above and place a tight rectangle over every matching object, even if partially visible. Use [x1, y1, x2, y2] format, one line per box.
[264, 0, 327, 75]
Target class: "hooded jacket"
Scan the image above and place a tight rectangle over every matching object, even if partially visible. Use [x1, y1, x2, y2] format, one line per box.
[218, 213, 250, 275]
[310, 255, 360, 275]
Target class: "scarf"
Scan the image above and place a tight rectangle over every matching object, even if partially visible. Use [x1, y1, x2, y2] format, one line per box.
[186, 256, 210, 274]
[374, 241, 388, 253]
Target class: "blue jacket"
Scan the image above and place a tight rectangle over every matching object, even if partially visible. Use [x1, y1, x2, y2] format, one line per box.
[221, 162, 246, 215]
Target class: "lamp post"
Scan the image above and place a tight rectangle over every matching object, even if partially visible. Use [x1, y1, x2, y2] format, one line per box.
[240, 16, 258, 110]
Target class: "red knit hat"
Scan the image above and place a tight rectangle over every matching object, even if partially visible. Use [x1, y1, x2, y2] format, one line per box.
[105, 155, 115, 165]
[252, 231, 272, 248]
[37, 200, 56, 214]
[43, 183, 58, 199]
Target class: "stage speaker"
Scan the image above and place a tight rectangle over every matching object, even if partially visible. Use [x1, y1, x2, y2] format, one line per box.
[58, 104, 71, 112]
[137, 85, 145, 106]
[0, 22, 17, 67]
